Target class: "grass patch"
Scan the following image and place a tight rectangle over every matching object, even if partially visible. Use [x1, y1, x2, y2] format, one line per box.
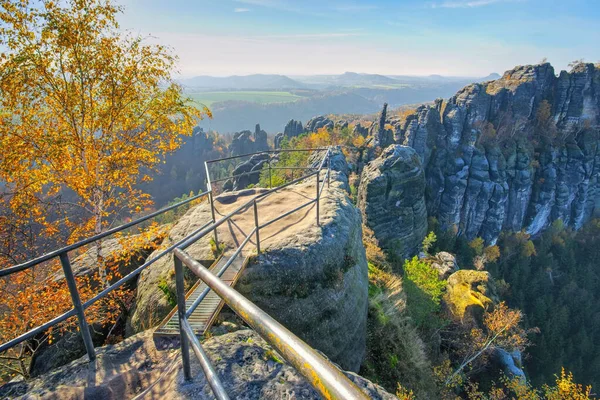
[158, 278, 177, 308]
[361, 263, 437, 398]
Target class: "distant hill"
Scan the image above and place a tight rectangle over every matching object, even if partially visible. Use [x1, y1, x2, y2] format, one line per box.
[178, 74, 306, 90]
[332, 72, 400, 86]
[198, 91, 380, 133]
[480, 73, 501, 81]
[186, 71, 502, 134]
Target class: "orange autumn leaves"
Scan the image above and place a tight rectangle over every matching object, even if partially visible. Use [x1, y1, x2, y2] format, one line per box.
[0, 0, 207, 379]
[0, 0, 208, 251]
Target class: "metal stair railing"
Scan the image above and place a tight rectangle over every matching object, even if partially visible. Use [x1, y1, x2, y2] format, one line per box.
[0, 189, 212, 360]
[0, 146, 334, 380]
[173, 248, 368, 400]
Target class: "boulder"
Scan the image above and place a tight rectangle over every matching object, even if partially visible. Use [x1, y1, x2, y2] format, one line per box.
[305, 115, 334, 132]
[224, 153, 269, 191]
[443, 269, 498, 323]
[235, 172, 369, 372]
[494, 348, 526, 382]
[428, 251, 458, 280]
[0, 330, 395, 399]
[358, 145, 428, 263]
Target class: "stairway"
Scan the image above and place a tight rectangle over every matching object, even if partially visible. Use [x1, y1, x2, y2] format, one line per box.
[154, 251, 249, 336]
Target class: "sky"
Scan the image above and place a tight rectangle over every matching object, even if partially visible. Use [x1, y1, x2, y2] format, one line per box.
[118, 0, 600, 78]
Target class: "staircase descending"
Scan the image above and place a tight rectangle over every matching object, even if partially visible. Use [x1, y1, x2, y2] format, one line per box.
[154, 250, 249, 336]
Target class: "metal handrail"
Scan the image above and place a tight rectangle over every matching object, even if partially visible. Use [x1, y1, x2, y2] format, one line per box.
[0, 146, 335, 397]
[174, 247, 367, 400]
[205, 147, 329, 164]
[168, 147, 346, 399]
[0, 191, 212, 357]
[0, 189, 211, 278]
[0, 218, 214, 355]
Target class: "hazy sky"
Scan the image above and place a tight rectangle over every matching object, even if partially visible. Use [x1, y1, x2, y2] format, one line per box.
[118, 0, 600, 78]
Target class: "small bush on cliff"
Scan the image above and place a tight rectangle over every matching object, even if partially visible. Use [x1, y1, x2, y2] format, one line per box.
[403, 256, 447, 330]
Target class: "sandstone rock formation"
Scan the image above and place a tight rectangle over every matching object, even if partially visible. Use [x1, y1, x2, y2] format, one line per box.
[236, 165, 368, 372]
[392, 63, 600, 243]
[443, 269, 498, 323]
[130, 155, 368, 373]
[275, 119, 304, 148]
[308, 145, 351, 192]
[0, 329, 394, 399]
[305, 115, 334, 132]
[371, 103, 394, 148]
[223, 153, 269, 191]
[229, 124, 269, 156]
[353, 123, 369, 137]
[358, 145, 428, 262]
[427, 251, 458, 280]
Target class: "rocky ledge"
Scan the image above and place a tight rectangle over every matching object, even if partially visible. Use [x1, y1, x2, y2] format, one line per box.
[0, 329, 395, 400]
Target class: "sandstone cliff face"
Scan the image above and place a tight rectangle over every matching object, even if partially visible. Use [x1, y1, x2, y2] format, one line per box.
[358, 145, 428, 262]
[236, 168, 369, 372]
[393, 63, 600, 243]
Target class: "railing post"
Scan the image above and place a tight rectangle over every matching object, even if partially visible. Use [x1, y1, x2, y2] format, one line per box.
[174, 256, 192, 381]
[59, 253, 95, 362]
[208, 191, 219, 247]
[268, 159, 272, 188]
[327, 151, 331, 188]
[316, 170, 320, 226]
[253, 200, 261, 253]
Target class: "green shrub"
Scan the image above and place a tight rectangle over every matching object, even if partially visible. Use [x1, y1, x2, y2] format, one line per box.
[158, 279, 177, 307]
[402, 256, 446, 330]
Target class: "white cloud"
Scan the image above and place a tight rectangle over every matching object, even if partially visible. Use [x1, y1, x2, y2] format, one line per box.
[234, 7, 250, 12]
[431, 0, 519, 8]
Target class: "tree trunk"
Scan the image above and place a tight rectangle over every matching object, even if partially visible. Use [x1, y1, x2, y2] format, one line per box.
[93, 190, 107, 288]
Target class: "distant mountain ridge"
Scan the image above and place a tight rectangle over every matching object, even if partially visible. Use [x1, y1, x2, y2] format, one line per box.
[178, 74, 306, 90]
[179, 72, 500, 91]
